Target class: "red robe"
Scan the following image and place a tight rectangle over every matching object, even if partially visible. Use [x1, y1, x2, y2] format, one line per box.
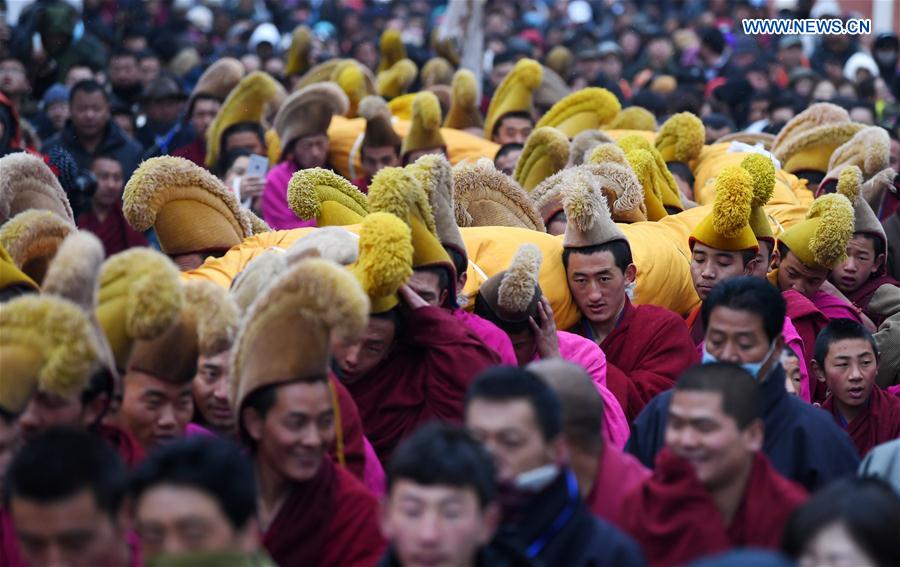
[619, 448, 807, 567]
[587, 445, 651, 527]
[345, 306, 501, 462]
[262, 458, 385, 566]
[171, 137, 207, 167]
[95, 423, 145, 469]
[846, 275, 900, 327]
[822, 385, 900, 458]
[77, 201, 148, 257]
[573, 297, 696, 421]
[328, 374, 374, 485]
[780, 289, 830, 403]
[0, 507, 26, 567]
[351, 176, 370, 194]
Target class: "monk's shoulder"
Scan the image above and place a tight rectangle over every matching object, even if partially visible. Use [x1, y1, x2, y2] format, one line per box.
[630, 303, 691, 335]
[333, 465, 380, 510]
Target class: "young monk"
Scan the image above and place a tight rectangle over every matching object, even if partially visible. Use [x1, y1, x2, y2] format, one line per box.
[814, 319, 900, 458]
[620, 362, 808, 567]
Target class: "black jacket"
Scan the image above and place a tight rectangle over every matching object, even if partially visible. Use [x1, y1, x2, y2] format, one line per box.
[42, 119, 144, 178]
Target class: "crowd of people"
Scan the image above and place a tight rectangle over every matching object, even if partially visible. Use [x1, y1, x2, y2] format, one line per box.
[1, 0, 900, 566]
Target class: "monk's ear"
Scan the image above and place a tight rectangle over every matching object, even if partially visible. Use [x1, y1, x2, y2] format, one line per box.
[457, 270, 468, 294]
[769, 246, 781, 270]
[379, 494, 396, 541]
[810, 359, 827, 383]
[550, 435, 569, 465]
[874, 252, 886, 275]
[743, 256, 759, 276]
[624, 263, 637, 285]
[743, 418, 764, 452]
[242, 406, 264, 442]
[479, 502, 502, 545]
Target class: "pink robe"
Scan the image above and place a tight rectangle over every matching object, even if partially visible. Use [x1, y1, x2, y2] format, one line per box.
[261, 160, 318, 230]
[539, 331, 630, 449]
[453, 309, 517, 365]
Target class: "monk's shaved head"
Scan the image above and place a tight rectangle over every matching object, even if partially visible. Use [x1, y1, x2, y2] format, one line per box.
[528, 359, 604, 454]
[676, 362, 761, 430]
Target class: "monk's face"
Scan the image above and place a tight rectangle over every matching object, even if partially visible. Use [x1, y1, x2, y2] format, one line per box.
[331, 316, 396, 385]
[292, 134, 329, 169]
[18, 389, 107, 442]
[492, 116, 533, 145]
[494, 147, 523, 177]
[751, 240, 772, 279]
[466, 399, 557, 484]
[135, 484, 256, 559]
[566, 250, 636, 326]
[245, 381, 334, 483]
[774, 250, 830, 298]
[798, 522, 879, 567]
[381, 481, 499, 567]
[781, 352, 802, 396]
[361, 145, 400, 179]
[192, 351, 235, 434]
[690, 243, 755, 301]
[816, 338, 878, 412]
[831, 234, 884, 294]
[666, 390, 762, 490]
[705, 306, 782, 370]
[120, 370, 194, 450]
[407, 270, 449, 308]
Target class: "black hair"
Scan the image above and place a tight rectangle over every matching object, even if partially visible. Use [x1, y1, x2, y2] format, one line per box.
[703, 113, 736, 132]
[81, 367, 115, 427]
[813, 318, 879, 368]
[856, 232, 886, 259]
[667, 161, 695, 187]
[675, 362, 761, 429]
[631, 90, 667, 117]
[856, 79, 877, 101]
[700, 27, 726, 55]
[782, 477, 900, 566]
[701, 276, 786, 342]
[109, 48, 139, 64]
[4, 427, 127, 519]
[495, 142, 524, 161]
[187, 92, 222, 121]
[136, 49, 159, 63]
[90, 152, 123, 170]
[562, 240, 633, 273]
[388, 423, 497, 508]
[413, 265, 453, 307]
[0, 406, 18, 426]
[70, 79, 109, 104]
[221, 122, 267, 149]
[446, 246, 468, 279]
[130, 436, 256, 530]
[466, 366, 561, 442]
[492, 111, 534, 138]
[238, 375, 328, 450]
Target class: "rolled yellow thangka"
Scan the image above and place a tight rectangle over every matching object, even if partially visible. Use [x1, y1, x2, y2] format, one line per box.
[513, 126, 570, 192]
[288, 168, 369, 226]
[535, 87, 621, 138]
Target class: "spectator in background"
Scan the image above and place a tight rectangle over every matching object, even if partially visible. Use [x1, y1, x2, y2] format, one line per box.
[137, 75, 192, 157]
[173, 94, 222, 167]
[218, 148, 265, 213]
[703, 113, 735, 144]
[107, 49, 144, 110]
[849, 101, 876, 125]
[42, 80, 143, 177]
[76, 154, 148, 257]
[494, 143, 523, 177]
[776, 36, 806, 80]
[111, 102, 136, 141]
[35, 83, 69, 141]
[0, 56, 35, 121]
[789, 68, 819, 102]
[699, 27, 733, 81]
[138, 50, 162, 88]
[64, 64, 97, 89]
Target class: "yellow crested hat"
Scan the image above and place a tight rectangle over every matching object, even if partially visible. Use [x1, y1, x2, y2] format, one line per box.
[421, 57, 454, 87]
[350, 212, 414, 314]
[274, 82, 349, 156]
[740, 153, 777, 242]
[513, 126, 570, 192]
[619, 134, 683, 214]
[0, 152, 74, 224]
[287, 167, 369, 226]
[444, 69, 483, 130]
[406, 153, 466, 262]
[607, 106, 657, 132]
[655, 112, 705, 163]
[561, 165, 627, 249]
[771, 103, 865, 175]
[0, 209, 75, 285]
[484, 58, 542, 139]
[378, 29, 407, 73]
[453, 158, 545, 231]
[284, 25, 312, 77]
[568, 129, 615, 166]
[123, 156, 252, 257]
[535, 87, 621, 138]
[778, 193, 855, 270]
[835, 165, 888, 254]
[377, 58, 418, 100]
[689, 166, 758, 252]
[401, 91, 447, 160]
[0, 243, 38, 298]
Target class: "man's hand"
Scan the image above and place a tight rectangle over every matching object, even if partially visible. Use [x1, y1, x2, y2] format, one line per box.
[399, 284, 430, 310]
[529, 297, 560, 359]
[240, 175, 265, 200]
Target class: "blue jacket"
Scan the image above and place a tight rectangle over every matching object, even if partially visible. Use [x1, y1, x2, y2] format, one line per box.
[626, 363, 860, 491]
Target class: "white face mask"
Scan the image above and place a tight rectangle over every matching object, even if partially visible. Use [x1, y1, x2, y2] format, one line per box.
[701, 337, 780, 382]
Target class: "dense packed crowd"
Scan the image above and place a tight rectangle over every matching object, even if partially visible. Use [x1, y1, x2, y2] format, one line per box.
[1, 1, 899, 566]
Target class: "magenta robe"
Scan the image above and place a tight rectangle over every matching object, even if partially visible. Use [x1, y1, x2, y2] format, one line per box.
[454, 309, 517, 365]
[261, 160, 318, 230]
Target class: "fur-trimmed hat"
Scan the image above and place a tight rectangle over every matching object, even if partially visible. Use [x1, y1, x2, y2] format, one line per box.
[421, 57, 454, 87]
[835, 165, 888, 254]
[401, 92, 447, 160]
[96, 248, 183, 371]
[123, 156, 252, 258]
[359, 95, 402, 151]
[771, 103, 866, 175]
[284, 25, 313, 77]
[622, 148, 668, 221]
[444, 69, 483, 130]
[778, 193, 855, 270]
[331, 60, 370, 117]
[0, 152, 74, 224]
[295, 58, 378, 103]
[377, 58, 418, 101]
[0, 209, 75, 285]
[739, 153, 777, 242]
[285, 227, 359, 267]
[484, 58, 542, 139]
[820, 126, 891, 193]
[274, 82, 349, 157]
[185, 280, 239, 357]
[513, 126, 570, 192]
[287, 167, 369, 226]
[204, 71, 287, 168]
[568, 129, 615, 166]
[378, 29, 407, 73]
[477, 243, 543, 324]
[655, 112, 705, 163]
[407, 154, 466, 265]
[368, 166, 454, 280]
[607, 106, 658, 132]
[562, 165, 627, 249]
[534, 66, 572, 115]
[351, 212, 414, 314]
[545, 46, 573, 80]
[190, 57, 244, 103]
[452, 158, 545, 231]
[535, 87, 621, 138]
[0, 243, 38, 298]
[230, 258, 369, 413]
[1, 295, 99, 413]
[689, 166, 758, 252]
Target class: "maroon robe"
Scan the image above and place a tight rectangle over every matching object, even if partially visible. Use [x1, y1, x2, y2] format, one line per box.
[262, 458, 385, 566]
[822, 385, 900, 458]
[328, 374, 368, 483]
[587, 445, 651, 527]
[780, 288, 830, 403]
[345, 306, 501, 462]
[619, 448, 808, 567]
[77, 201, 148, 257]
[95, 423, 145, 469]
[171, 137, 207, 167]
[573, 297, 697, 421]
[351, 176, 370, 194]
[846, 275, 900, 327]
